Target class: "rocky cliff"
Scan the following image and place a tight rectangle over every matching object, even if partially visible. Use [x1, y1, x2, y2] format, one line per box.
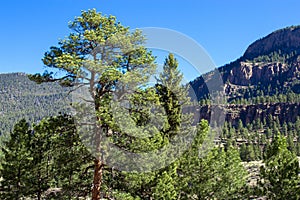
[190, 26, 300, 126]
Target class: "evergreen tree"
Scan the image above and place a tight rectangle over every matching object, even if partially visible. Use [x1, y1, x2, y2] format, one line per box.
[179, 120, 248, 199]
[152, 164, 178, 200]
[253, 144, 262, 160]
[29, 9, 156, 199]
[0, 116, 93, 199]
[287, 134, 296, 154]
[0, 120, 33, 199]
[259, 134, 300, 199]
[44, 115, 93, 199]
[28, 122, 53, 200]
[112, 53, 193, 199]
[239, 143, 248, 161]
[155, 53, 191, 138]
[245, 144, 256, 161]
[237, 119, 243, 132]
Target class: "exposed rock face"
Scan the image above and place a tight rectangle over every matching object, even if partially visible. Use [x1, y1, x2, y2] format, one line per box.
[228, 61, 290, 86]
[221, 26, 300, 87]
[197, 103, 300, 127]
[189, 25, 300, 126]
[225, 103, 300, 126]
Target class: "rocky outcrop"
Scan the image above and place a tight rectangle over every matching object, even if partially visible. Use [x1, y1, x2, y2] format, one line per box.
[225, 103, 300, 126]
[243, 26, 300, 60]
[189, 25, 300, 126]
[197, 103, 300, 127]
[228, 61, 290, 86]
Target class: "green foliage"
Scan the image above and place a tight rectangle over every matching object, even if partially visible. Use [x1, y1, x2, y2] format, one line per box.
[0, 120, 33, 199]
[0, 115, 93, 199]
[152, 168, 178, 200]
[259, 134, 300, 199]
[1, 10, 300, 200]
[156, 54, 191, 137]
[179, 142, 248, 199]
[250, 50, 298, 63]
[30, 9, 157, 199]
[102, 53, 192, 199]
[31, 9, 156, 88]
[0, 73, 70, 136]
[217, 113, 300, 162]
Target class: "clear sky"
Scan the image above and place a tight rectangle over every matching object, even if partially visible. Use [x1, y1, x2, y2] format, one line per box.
[1, 0, 300, 80]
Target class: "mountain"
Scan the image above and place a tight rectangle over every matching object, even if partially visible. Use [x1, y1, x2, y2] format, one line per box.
[243, 25, 300, 60]
[0, 73, 70, 136]
[189, 25, 300, 165]
[191, 25, 300, 126]
[0, 25, 299, 161]
[2, 26, 300, 132]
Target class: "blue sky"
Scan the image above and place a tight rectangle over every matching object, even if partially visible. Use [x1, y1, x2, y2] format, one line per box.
[1, 0, 300, 80]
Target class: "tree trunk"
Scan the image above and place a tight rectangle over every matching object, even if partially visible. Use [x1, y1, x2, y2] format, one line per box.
[91, 69, 104, 200]
[92, 158, 103, 200]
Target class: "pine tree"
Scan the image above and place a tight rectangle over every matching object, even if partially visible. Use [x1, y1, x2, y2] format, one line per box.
[178, 119, 248, 199]
[152, 164, 178, 200]
[110, 53, 194, 199]
[0, 116, 94, 199]
[240, 143, 248, 161]
[259, 134, 300, 199]
[237, 119, 243, 132]
[29, 9, 156, 199]
[246, 144, 256, 161]
[42, 115, 93, 199]
[152, 53, 191, 199]
[0, 120, 33, 199]
[287, 134, 296, 154]
[155, 53, 191, 138]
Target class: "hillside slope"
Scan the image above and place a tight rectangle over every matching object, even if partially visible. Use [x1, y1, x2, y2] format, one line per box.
[0, 73, 70, 136]
[191, 25, 300, 126]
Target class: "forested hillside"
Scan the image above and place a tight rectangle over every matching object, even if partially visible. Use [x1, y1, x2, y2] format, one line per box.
[0, 10, 299, 199]
[191, 26, 300, 160]
[0, 73, 70, 136]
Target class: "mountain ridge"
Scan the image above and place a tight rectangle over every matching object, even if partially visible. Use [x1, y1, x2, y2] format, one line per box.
[2, 26, 300, 130]
[0, 73, 70, 136]
[189, 25, 300, 127]
[243, 25, 300, 60]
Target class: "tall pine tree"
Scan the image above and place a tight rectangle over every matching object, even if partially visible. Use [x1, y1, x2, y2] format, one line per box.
[259, 134, 300, 199]
[0, 120, 33, 199]
[29, 9, 156, 199]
